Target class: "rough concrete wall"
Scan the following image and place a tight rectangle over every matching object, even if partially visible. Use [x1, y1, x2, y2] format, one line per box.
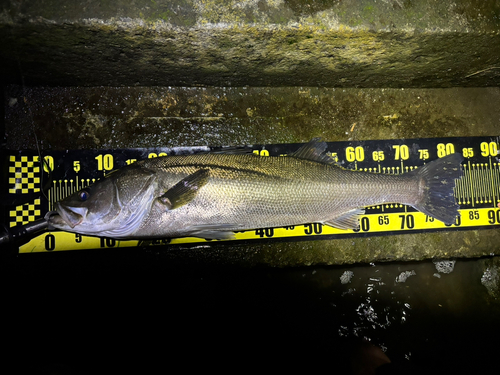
[1, 0, 499, 87]
[6, 86, 500, 150]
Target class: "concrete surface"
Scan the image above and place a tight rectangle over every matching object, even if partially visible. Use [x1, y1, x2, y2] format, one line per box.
[5, 86, 500, 150]
[1, 0, 500, 87]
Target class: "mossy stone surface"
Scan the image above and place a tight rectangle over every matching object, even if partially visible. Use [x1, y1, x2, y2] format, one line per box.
[1, 0, 500, 87]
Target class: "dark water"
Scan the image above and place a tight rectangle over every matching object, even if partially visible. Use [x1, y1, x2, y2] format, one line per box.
[3, 249, 500, 374]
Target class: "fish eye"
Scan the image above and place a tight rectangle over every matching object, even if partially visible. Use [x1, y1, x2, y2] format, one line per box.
[79, 190, 90, 201]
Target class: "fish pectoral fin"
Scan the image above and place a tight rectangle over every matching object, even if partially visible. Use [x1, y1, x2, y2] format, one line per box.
[186, 224, 243, 240]
[324, 208, 365, 230]
[157, 169, 210, 210]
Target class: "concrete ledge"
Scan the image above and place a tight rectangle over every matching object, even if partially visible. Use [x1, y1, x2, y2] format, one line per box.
[5, 86, 500, 149]
[153, 228, 500, 267]
[1, 0, 500, 87]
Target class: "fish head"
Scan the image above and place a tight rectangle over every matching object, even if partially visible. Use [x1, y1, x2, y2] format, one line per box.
[49, 166, 156, 237]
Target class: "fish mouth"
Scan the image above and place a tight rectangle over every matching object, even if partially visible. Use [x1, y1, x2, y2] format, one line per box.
[54, 202, 88, 228]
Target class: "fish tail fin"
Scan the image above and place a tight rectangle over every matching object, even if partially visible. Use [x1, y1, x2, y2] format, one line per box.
[411, 153, 463, 225]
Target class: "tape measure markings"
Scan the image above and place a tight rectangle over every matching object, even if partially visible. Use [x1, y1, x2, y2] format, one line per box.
[3, 136, 499, 253]
[21, 207, 499, 253]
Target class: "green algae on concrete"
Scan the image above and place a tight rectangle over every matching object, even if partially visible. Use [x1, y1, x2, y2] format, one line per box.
[1, 0, 500, 87]
[5, 86, 500, 150]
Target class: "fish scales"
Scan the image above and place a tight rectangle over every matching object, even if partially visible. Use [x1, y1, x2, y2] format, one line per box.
[138, 154, 417, 236]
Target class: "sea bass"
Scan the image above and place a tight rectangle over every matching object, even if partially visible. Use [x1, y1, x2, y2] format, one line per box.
[49, 140, 463, 239]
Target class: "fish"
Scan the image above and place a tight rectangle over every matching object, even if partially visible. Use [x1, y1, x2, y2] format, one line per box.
[49, 139, 463, 240]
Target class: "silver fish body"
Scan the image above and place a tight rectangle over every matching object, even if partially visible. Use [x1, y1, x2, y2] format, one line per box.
[49, 140, 463, 239]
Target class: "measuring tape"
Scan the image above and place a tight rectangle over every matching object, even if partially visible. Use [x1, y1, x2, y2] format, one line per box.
[2, 136, 499, 253]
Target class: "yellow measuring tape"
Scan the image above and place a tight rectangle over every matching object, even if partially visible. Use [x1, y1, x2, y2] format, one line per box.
[5, 136, 499, 253]
[18, 207, 500, 253]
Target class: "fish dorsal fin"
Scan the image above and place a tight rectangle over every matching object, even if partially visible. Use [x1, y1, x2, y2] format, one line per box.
[158, 169, 210, 210]
[291, 138, 336, 165]
[324, 208, 365, 230]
